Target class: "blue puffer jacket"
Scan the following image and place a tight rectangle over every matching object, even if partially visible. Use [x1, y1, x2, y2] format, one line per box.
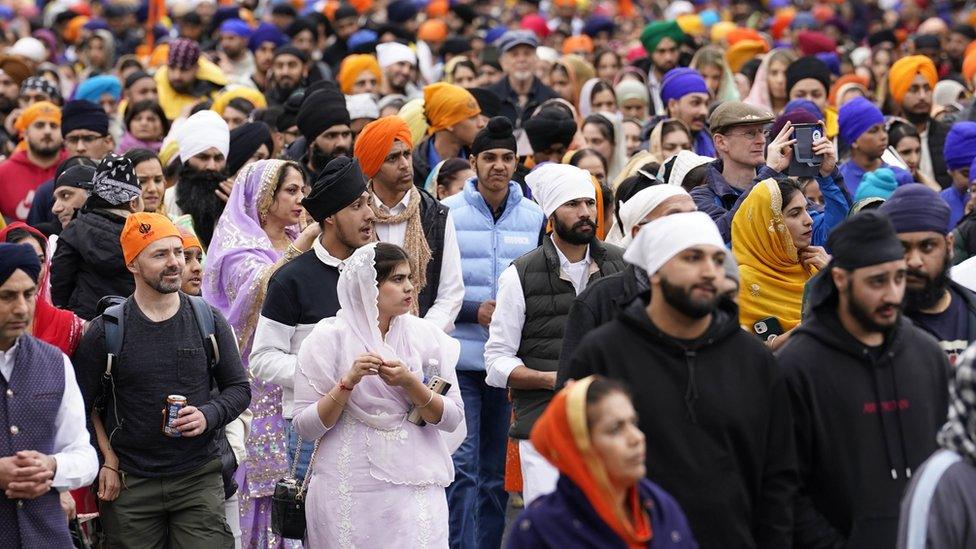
[442, 178, 545, 371]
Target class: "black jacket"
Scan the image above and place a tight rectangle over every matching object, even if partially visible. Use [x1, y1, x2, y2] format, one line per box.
[927, 119, 951, 189]
[565, 296, 797, 549]
[50, 209, 135, 321]
[412, 134, 435, 189]
[776, 272, 950, 549]
[488, 76, 560, 128]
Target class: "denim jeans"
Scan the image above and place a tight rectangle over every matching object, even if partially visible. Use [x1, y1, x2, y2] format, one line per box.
[285, 419, 316, 483]
[447, 370, 511, 549]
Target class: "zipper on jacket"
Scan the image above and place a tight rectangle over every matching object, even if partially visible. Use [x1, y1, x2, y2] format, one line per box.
[683, 349, 699, 424]
[866, 349, 900, 480]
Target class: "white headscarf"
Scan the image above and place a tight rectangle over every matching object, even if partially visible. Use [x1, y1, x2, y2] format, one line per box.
[176, 110, 229, 163]
[623, 211, 724, 276]
[346, 93, 380, 120]
[525, 163, 595, 217]
[592, 111, 629, 184]
[297, 243, 466, 485]
[607, 185, 690, 247]
[376, 42, 416, 69]
[662, 150, 715, 187]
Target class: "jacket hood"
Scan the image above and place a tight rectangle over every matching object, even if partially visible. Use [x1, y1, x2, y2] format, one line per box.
[63, 209, 129, 275]
[618, 293, 743, 351]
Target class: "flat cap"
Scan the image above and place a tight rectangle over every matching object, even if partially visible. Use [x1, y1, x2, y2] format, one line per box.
[708, 101, 774, 135]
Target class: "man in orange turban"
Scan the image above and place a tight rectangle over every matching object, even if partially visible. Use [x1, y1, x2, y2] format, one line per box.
[888, 55, 950, 187]
[411, 82, 484, 186]
[0, 100, 65, 222]
[355, 114, 464, 330]
[337, 54, 381, 95]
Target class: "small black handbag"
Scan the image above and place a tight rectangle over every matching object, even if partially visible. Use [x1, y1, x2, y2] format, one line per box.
[271, 437, 321, 540]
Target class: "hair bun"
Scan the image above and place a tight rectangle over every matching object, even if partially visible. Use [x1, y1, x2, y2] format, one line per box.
[487, 116, 513, 136]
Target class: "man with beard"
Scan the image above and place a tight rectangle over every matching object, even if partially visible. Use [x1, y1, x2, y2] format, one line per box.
[488, 31, 558, 128]
[250, 156, 374, 486]
[0, 101, 66, 223]
[163, 110, 230, 248]
[777, 211, 949, 548]
[0, 55, 30, 118]
[888, 56, 950, 188]
[562, 211, 795, 548]
[245, 23, 287, 92]
[662, 68, 715, 157]
[640, 21, 686, 116]
[296, 86, 351, 179]
[356, 116, 464, 331]
[154, 38, 227, 121]
[265, 46, 310, 107]
[216, 19, 256, 86]
[485, 163, 625, 507]
[412, 82, 485, 186]
[879, 184, 976, 365]
[376, 41, 420, 99]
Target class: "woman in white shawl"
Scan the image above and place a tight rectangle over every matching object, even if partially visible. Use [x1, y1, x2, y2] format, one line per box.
[294, 242, 465, 548]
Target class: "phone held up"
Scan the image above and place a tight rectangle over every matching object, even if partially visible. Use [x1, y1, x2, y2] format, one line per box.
[788, 123, 823, 178]
[753, 316, 785, 344]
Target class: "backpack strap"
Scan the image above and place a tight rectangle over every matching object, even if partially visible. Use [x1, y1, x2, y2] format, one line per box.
[187, 294, 220, 378]
[102, 302, 125, 378]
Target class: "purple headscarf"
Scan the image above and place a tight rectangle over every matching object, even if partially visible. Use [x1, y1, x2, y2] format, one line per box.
[202, 159, 300, 345]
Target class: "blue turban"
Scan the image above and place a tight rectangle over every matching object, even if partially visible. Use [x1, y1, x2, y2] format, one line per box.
[0, 243, 41, 286]
[387, 0, 419, 23]
[219, 18, 253, 39]
[783, 99, 823, 120]
[944, 121, 976, 171]
[661, 68, 709, 105]
[583, 16, 615, 38]
[838, 96, 884, 145]
[248, 23, 287, 52]
[815, 52, 840, 75]
[791, 11, 817, 30]
[485, 26, 508, 45]
[879, 184, 951, 235]
[74, 75, 122, 103]
[348, 29, 378, 51]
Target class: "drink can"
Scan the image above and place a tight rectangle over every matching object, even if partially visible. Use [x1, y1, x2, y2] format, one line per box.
[162, 395, 187, 437]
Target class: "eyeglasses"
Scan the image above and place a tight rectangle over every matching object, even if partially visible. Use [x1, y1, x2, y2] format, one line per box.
[64, 134, 103, 146]
[725, 128, 770, 141]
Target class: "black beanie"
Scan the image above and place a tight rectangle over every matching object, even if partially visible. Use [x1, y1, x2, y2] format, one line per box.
[298, 88, 350, 142]
[472, 117, 517, 155]
[61, 100, 109, 137]
[786, 56, 831, 97]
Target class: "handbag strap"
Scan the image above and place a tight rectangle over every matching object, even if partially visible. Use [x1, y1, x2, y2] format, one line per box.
[288, 433, 304, 480]
[296, 437, 322, 501]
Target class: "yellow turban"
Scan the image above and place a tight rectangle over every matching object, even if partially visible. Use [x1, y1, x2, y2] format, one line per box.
[337, 54, 382, 94]
[888, 55, 938, 104]
[353, 115, 413, 178]
[711, 21, 737, 44]
[15, 101, 60, 134]
[398, 98, 428, 144]
[423, 82, 480, 134]
[211, 86, 268, 115]
[726, 40, 768, 73]
[676, 14, 704, 37]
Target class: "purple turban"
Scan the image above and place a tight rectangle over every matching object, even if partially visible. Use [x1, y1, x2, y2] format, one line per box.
[838, 96, 884, 145]
[944, 121, 976, 171]
[878, 184, 951, 235]
[661, 68, 708, 104]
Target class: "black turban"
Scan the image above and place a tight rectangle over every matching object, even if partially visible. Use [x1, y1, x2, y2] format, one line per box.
[55, 156, 97, 189]
[61, 100, 109, 137]
[303, 157, 367, 221]
[524, 107, 577, 153]
[387, 0, 418, 23]
[56, 164, 96, 190]
[273, 44, 310, 64]
[0, 243, 41, 285]
[827, 211, 904, 271]
[277, 91, 304, 132]
[298, 88, 350, 143]
[227, 122, 274, 177]
[468, 87, 501, 118]
[472, 117, 517, 155]
[786, 56, 831, 97]
[124, 70, 152, 90]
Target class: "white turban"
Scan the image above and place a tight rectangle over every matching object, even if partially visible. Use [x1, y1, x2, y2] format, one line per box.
[346, 93, 379, 120]
[537, 47, 559, 62]
[177, 110, 229, 163]
[525, 163, 595, 218]
[662, 150, 714, 187]
[376, 42, 416, 69]
[623, 211, 724, 276]
[10, 37, 46, 63]
[610, 185, 690, 248]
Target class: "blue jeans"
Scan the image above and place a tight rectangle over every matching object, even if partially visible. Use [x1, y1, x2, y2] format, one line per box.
[447, 370, 511, 549]
[285, 419, 316, 483]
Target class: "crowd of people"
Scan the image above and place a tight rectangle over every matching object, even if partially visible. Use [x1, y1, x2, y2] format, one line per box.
[8, 0, 976, 548]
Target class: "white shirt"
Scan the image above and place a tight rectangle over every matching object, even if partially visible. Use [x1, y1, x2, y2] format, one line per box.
[484, 238, 593, 389]
[648, 70, 666, 117]
[918, 124, 937, 184]
[373, 190, 464, 332]
[952, 256, 976, 293]
[0, 344, 98, 491]
[250, 237, 344, 419]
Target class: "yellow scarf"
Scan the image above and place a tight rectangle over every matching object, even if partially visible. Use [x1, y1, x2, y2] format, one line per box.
[733, 179, 816, 331]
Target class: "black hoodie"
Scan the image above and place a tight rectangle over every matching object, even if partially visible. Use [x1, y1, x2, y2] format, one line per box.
[565, 296, 797, 549]
[776, 270, 949, 549]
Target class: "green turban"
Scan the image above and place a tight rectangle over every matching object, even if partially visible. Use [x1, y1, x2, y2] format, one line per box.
[641, 21, 686, 53]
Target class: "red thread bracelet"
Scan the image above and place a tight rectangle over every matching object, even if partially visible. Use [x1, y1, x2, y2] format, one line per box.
[338, 381, 353, 391]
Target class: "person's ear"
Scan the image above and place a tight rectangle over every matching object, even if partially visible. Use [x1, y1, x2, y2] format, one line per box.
[830, 266, 848, 290]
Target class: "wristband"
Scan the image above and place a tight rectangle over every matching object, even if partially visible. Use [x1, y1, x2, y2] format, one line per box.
[338, 381, 354, 392]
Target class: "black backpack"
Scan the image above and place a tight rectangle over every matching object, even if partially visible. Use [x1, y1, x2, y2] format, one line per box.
[97, 294, 238, 499]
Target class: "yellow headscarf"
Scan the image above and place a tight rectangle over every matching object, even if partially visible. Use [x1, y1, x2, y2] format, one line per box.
[212, 85, 268, 115]
[732, 179, 816, 331]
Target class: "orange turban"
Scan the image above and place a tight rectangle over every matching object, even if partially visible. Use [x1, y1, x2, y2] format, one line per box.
[14, 101, 60, 134]
[179, 227, 202, 251]
[120, 212, 183, 264]
[562, 35, 594, 54]
[423, 82, 481, 134]
[726, 27, 765, 46]
[337, 54, 381, 94]
[726, 40, 769, 73]
[966, 50, 976, 85]
[427, 0, 448, 17]
[888, 55, 938, 104]
[418, 20, 448, 43]
[354, 115, 413, 178]
[829, 74, 869, 106]
[64, 16, 90, 45]
[349, 0, 373, 14]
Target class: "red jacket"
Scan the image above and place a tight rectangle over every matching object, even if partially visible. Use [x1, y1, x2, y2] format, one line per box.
[0, 149, 66, 223]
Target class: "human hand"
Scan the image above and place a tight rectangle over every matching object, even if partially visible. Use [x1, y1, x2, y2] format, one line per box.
[477, 300, 496, 327]
[0, 456, 17, 489]
[295, 222, 323, 252]
[765, 121, 797, 173]
[98, 458, 121, 502]
[377, 359, 417, 388]
[799, 246, 830, 271]
[5, 451, 55, 499]
[173, 405, 208, 437]
[215, 179, 234, 203]
[343, 352, 383, 388]
[813, 124, 837, 176]
[60, 490, 76, 519]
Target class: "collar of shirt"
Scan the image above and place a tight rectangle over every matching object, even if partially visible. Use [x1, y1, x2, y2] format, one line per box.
[550, 234, 592, 269]
[0, 341, 18, 382]
[373, 189, 411, 216]
[313, 236, 345, 269]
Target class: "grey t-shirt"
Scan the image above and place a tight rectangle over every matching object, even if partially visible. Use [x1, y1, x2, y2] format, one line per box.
[898, 449, 976, 549]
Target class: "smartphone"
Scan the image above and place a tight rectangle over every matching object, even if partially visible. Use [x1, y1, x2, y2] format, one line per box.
[753, 316, 785, 344]
[792, 124, 823, 165]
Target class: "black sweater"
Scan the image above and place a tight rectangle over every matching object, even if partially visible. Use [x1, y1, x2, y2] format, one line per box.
[776, 272, 950, 549]
[565, 297, 797, 549]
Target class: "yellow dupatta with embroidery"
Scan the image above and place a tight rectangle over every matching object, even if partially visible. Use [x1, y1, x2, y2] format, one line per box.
[732, 179, 816, 331]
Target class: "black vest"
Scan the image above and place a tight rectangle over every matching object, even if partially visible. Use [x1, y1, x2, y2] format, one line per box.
[417, 189, 448, 317]
[509, 238, 625, 438]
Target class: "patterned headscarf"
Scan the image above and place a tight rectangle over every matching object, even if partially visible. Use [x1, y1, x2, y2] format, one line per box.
[21, 76, 61, 103]
[938, 344, 976, 464]
[92, 154, 141, 206]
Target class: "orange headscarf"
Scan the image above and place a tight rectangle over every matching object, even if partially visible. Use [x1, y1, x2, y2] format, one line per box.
[120, 212, 183, 264]
[353, 115, 413, 178]
[337, 54, 382, 94]
[423, 82, 480, 134]
[726, 27, 765, 46]
[179, 227, 203, 251]
[726, 40, 768, 73]
[563, 35, 594, 54]
[14, 101, 60, 134]
[888, 55, 938, 104]
[530, 377, 652, 549]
